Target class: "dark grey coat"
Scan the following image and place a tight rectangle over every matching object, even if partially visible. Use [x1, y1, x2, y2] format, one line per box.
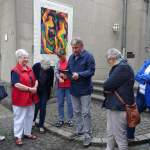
[103, 60, 135, 111]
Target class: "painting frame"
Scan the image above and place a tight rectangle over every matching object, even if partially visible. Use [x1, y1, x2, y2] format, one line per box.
[34, 0, 73, 65]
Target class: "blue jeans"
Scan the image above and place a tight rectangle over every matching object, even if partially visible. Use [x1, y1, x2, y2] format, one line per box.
[34, 91, 48, 127]
[56, 88, 73, 121]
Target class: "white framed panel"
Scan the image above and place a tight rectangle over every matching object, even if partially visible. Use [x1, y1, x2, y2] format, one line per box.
[34, 0, 73, 65]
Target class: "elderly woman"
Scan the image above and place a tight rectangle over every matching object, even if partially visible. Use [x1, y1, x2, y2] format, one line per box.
[32, 56, 54, 133]
[103, 48, 134, 150]
[11, 49, 38, 145]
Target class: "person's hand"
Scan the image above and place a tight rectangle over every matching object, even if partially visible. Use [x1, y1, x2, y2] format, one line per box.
[59, 77, 64, 83]
[29, 87, 37, 94]
[60, 73, 65, 78]
[60, 73, 67, 80]
[72, 72, 79, 80]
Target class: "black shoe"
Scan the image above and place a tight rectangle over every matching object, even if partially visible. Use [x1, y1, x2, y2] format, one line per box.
[54, 121, 64, 128]
[66, 120, 73, 127]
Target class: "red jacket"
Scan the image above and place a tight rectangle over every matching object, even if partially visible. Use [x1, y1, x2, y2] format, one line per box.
[11, 63, 38, 106]
[58, 59, 71, 88]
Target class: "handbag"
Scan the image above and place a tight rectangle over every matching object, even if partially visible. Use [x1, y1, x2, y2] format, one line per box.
[114, 91, 141, 128]
[0, 85, 8, 101]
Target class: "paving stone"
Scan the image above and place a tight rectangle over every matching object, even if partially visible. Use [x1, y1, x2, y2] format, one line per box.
[45, 98, 150, 138]
[1, 97, 150, 149]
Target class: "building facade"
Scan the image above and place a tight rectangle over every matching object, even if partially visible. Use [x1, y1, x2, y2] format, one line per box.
[0, 0, 150, 81]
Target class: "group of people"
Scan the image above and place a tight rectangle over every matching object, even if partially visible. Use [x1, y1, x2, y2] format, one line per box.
[8, 37, 95, 147]
[0, 37, 149, 150]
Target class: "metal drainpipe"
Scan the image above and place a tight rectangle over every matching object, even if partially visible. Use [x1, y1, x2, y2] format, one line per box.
[122, 0, 128, 58]
[145, 0, 150, 47]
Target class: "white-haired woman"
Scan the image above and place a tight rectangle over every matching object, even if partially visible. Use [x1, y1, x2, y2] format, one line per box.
[103, 48, 135, 150]
[32, 56, 54, 133]
[11, 49, 38, 145]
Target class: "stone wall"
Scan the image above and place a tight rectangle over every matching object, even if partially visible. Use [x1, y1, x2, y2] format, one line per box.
[0, 0, 16, 82]
[0, 0, 149, 81]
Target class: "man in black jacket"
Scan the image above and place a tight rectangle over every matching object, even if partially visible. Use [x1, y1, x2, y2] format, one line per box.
[103, 48, 134, 150]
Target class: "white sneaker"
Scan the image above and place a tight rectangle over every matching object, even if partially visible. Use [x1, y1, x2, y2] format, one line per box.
[0, 135, 5, 141]
[39, 127, 45, 134]
[32, 121, 36, 127]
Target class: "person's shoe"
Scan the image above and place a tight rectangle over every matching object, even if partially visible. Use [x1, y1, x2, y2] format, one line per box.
[15, 138, 23, 146]
[39, 127, 45, 134]
[83, 137, 92, 147]
[54, 121, 64, 128]
[0, 135, 5, 141]
[69, 132, 83, 140]
[66, 120, 73, 127]
[128, 138, 135, 142]
[24, 134, 37, 140]
[32, 121, 36, 127]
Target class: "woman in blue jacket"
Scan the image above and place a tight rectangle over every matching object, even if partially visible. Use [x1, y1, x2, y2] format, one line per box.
[135, 59, 150, 109]
[127, 57, 150, 140]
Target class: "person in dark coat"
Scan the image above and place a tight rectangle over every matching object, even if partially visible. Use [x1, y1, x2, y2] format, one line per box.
[103, 48, 134, 150]
[67, 38, 95, 147]
[32, 56, 54, 133]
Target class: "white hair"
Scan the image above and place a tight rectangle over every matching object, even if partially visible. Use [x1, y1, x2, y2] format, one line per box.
[106, 48, 122, 60]
[40, 55, 51, 70]
[15, 49, 29, 60]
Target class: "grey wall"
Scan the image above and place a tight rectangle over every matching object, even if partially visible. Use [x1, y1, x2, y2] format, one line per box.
[145, 2, 150, 51]
[50, 0, 123, 79]
[16, 0, 33, 64]
[0, 0, 149, 81]
[0, 0, 16, 81]
[127, 0, 147, 71]
[15, 0, 124, 80]
[0, 1, 2, 73]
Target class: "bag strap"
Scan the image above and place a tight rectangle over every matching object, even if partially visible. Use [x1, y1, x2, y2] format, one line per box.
[114, 91, 126, 105]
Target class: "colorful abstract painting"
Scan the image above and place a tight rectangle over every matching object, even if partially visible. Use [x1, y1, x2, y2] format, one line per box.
[34, 0, 73, 64]
[41, 7, 68, 55]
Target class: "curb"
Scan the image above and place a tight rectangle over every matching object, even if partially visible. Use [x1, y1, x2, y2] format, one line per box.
[44, 122, 106, 146]
[44, 122, 150, 147]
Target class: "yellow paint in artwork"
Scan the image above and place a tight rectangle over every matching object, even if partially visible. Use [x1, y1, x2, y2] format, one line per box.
[45, 16, 55, 40]
[57, 22, 66, 48]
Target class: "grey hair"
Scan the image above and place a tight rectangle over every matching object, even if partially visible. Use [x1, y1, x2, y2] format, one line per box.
[40, 55, 51, 70]
[71, 37, 83, 46]
[15, 49, 29, 60]
[106, 48, 122, 60]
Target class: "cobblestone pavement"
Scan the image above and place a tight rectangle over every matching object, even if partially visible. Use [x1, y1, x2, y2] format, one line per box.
[46, 99, 150, 138]
[1, 98, 150, 150]
[0, 106, 149, 150]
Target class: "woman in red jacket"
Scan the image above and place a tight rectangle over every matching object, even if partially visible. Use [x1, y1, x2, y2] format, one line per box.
[11, 49, 38, 145]
[54, 48, 73, 127]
